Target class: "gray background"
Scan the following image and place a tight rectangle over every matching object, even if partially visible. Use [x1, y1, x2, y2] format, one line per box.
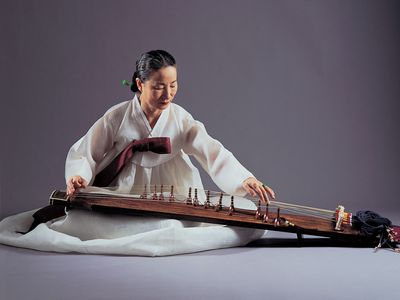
[1, 2, 400, 300]
[1, 0, 399, 219]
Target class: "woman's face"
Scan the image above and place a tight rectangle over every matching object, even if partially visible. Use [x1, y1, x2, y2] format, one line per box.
[136, 66, 178, 114]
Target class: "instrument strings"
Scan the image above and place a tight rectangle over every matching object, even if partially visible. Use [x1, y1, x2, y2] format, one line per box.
[73, 184, 337, 222]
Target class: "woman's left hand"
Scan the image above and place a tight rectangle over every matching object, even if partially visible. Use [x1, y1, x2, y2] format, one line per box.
[242, 177, 275, 203]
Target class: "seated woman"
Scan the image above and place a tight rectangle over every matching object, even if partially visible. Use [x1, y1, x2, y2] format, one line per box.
[0, 50, 275, 256]
[66, 49, 275, 203]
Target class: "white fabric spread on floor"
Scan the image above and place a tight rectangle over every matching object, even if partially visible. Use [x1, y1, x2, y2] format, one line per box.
[0, 197, 265, 256]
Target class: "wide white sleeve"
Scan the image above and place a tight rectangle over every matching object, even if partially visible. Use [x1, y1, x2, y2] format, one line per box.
[182, 115, 253, 196]
[65, 114, 118, 185]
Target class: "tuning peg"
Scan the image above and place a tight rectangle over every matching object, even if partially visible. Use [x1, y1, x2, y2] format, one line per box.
[186, 187, 193, 205]
[255, 200, 262, 219]
[169, 185, 175, 202]
[215, 193, 223, 211]
[274, 208, 281, 227]
[193, 188, 199, 206]
[152, 184, 157, 200]
[204, 190, 211, 208]
[228, 196, 235, 216]
[263, 203, 269, 223]
[159, 184, 164, 201]
[140, 184, 147, 199]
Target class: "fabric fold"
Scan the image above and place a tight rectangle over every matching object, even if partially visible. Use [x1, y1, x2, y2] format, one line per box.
[0, 197, 265, 256]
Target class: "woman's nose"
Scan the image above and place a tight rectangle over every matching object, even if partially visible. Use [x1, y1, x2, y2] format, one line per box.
[165, 87, 173, 97]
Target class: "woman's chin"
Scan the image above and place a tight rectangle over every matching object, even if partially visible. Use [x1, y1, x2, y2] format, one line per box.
[159, 101, 171, 108]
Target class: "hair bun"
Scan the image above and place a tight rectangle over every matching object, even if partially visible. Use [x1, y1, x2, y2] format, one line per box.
[130, 72, 139, 93]
[130, 83, 138, 93]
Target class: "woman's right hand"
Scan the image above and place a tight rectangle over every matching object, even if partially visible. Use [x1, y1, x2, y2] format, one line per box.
[66, 176, 88, 196]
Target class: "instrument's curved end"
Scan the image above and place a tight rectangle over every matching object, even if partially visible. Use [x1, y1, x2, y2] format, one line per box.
[49, 190, 58, 205]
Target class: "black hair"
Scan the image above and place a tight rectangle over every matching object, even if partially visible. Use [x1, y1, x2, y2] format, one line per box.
[131, 50, 176, 93]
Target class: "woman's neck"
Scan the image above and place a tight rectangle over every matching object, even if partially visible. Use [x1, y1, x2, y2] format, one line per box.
[138, 97, 161, 129]
[144, 110, 161, 129]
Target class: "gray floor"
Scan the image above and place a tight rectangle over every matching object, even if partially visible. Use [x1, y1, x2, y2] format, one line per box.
[1, 228, 399, 300]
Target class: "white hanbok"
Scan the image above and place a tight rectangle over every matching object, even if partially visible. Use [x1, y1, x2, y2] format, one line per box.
[66, 94, 253, 197]
[0, 96, 265, 256]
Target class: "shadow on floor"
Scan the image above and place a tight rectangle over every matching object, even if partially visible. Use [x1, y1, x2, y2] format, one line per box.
[246, 237, 376, 248]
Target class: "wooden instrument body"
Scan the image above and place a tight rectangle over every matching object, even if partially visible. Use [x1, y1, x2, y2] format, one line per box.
[49, 190, 382, 245]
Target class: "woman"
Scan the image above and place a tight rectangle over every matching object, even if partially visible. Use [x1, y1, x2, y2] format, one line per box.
[66, 50, 275, 203]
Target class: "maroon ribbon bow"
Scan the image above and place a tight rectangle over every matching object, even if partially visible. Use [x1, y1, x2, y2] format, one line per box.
[93, 137, 171, 187]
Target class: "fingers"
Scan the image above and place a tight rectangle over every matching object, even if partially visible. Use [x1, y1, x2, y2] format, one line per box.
[262, 184, 275, 200]
[242, 177, 276, 204]
[73, 177, 87, 188]
[243, 179, 267, 203]
[66, 176, 87, 196]
[251, 181, 268, 203]
[243, 183, 257, 198]
[66, 178, 76, 196]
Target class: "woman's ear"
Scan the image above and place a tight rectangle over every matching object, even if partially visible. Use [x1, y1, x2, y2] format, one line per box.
[136, 78, 143, 93]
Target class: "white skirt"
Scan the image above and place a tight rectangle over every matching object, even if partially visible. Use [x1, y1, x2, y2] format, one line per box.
[0, 197, 265, 256]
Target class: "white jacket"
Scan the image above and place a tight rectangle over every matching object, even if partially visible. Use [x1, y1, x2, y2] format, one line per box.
[65, 94, 253, 198]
